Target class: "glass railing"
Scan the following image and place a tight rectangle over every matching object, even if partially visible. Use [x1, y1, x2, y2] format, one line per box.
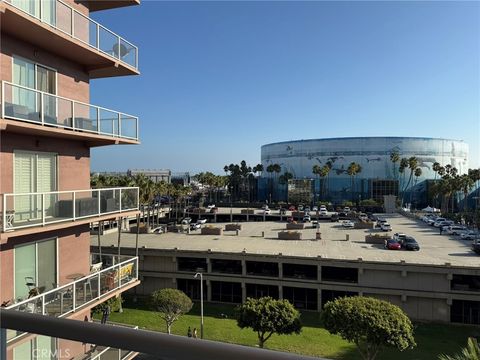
[1, 82, 139, 140]
[1, 187, 139, 232]
[4, 0, 138, 69]
[6, 254, 139, 342]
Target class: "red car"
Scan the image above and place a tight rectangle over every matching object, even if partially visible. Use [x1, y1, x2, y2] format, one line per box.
[385, 239, 401, 250]
[288, 205, 296, 211]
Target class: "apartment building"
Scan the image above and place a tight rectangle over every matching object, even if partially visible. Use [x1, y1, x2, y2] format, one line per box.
[0, 0, 141, 358]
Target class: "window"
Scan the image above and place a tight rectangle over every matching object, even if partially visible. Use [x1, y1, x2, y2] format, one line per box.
[246, 284, 279, 299]
[321, 266, 358, 283]
[211, 281, 242, 303]
[283, 263, 317, 280]
[246, 261, 279, 277]
[451, 275, 480, 292]
[211, 259, 242, 274]
[14, 151, 57, 222]
[177, 279, 207, 301]
[13, 336, 56, 360]
[11, 0, 55, 25]
[10, 57, 57, 124]
[451, 300, 480, 325]
[177, 257, 207, 272]
[283, 287, 317, 310]
[321, 290, 357, 308]
[15, 238, 57, 300]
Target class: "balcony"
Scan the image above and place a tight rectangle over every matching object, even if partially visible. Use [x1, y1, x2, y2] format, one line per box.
[87, 0, 140, 12]
[1, 187, 139, 233]
[6, 254, 139, 343]
[1, 82, 139, 145]
[0, 0, 139, 78]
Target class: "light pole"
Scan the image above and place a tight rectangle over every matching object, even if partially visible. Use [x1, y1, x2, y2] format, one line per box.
[194, 272, 204, 339]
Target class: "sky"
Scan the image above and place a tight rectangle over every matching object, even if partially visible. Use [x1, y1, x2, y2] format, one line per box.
[90, 1, 480, 174]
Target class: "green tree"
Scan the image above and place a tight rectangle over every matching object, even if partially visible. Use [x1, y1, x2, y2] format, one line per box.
[235, 297, 302, 348]
[390, 150, 400, 179]
[347, 162, 362, 202]
[439, 337, 480, 360]
[150, 288, 193, 334]
[321, 296, 416, 360]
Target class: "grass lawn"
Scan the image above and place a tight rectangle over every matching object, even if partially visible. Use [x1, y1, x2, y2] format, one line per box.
[96, 299, 480, 360]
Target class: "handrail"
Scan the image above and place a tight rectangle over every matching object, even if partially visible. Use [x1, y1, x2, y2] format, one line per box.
[6, 255, 138, 311]
[1, 81, 139, 141]
[3, 0, 138, 69]
[2, 187, 140, 231]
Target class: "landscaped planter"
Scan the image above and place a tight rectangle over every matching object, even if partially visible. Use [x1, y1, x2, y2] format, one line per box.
[365, 234, 390, 244]
[225, 224, 242, 231]
[240, 209, 255, 215]
[355, 222, 374, 229]
[130, 225, 152, 234]
[278, 231, 302, 240]
[291, 211, 305, 218]
[286, 223, 305, 230]
[201, 227, 223, 235]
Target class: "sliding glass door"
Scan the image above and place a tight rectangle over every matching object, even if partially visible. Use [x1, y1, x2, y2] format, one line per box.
[14, 239, 57, 300]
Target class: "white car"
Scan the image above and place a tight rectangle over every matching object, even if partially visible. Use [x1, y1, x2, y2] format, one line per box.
[190, 223, 201, 231]
[432, 218, 446, 227]
[197, 219, 207, 225]
[343, 207, 350, 213]
[152, 226, 165, 234]
[381, 222, 392, 231]
[312, 206, 318, 212]
[319, 210, 327, 216]
[207, 204, 216, 209]
[446, 226, 467, 235]
[460, 231, 480, 240]
[393, 232, 407, 241]
[263, 209, 271, 215]
[342, 220, 354, 228]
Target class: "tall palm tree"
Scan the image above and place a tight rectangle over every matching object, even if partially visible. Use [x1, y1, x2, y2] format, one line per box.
[320, 165, 331, 200]
[460, 174, 474, 211]
[401, 157, 418, 205]
[390, 150, 400, 179]
[312, 165, 321, 198]
[347, 162, 361, 202]
[410, 167, 422, 206]
[438, 337, 480, 360]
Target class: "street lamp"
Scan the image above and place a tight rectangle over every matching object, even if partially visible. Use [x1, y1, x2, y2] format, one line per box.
[194, 272, 204, 339]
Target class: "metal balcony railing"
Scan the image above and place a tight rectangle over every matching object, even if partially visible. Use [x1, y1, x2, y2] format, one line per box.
[1, 82, 139, 141]
[3, 0, 138, 69]
[5, 254, 139, 342]
[1, 187, 139, 232]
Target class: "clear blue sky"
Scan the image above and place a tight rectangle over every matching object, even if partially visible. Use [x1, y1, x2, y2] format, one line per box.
[90, 1, 480, 174]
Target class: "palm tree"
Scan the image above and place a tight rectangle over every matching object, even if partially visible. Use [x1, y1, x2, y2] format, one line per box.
[410, 167, 422, 206]
[390, 150, 400, 179]
[347, 162, 361, 202]
[460, 174, 474, 211]
[438, 337, 480, 360]
[401, 157, 418, 206]
[312, 165, 322, 199]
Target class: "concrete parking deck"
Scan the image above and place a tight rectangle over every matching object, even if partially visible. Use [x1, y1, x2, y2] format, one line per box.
[92, 213, 479, 268]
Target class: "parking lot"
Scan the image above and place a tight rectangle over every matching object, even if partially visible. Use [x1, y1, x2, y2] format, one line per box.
[95, 213, 478, 267]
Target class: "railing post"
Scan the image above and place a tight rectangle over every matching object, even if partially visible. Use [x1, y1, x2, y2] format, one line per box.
[98, 190, 101, 216]
[73, 192, 76, 221]
[97, 273, 101, 300]
[117, 37, 121, 59]
[40, 93, 44, 125]
[135, 257, 138, 280]
[96, 24, 100, 51]
[118, 113, 121, 137]
[72, 101, 75, 129]
[119, 189, 122, 213]
[1, 81, 5, 119]
[136, 117, 139, 141]
[72, 284, 76, 311]
[96, 107, 100, 134]
[70, 4, 74, 36]
[3, 195, 6, 232]
[42, 193, 45, 226]
[42, 295, 46, 315]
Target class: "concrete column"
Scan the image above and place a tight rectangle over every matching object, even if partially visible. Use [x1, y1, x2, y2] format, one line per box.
[241, 282, 246, 302]
[214, 213, 217, 223]
[278, 285, 283, 300]
[317, 288, 322, 311]
[206, 280, 212, 302]
[207, 258, 212, 274]
[241, 259, 246, 276]
[317, 265, 322, 282]
[278, 261, 283, 279]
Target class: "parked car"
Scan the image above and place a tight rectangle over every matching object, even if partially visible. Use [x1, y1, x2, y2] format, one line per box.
[181, 217, 192, 224]
[263, 209, 271, 215]
[287, 216, 294, 223]
[330, 214, 340, 222]
[152, 226, 165, 234]
[207, 204, 216, 209]
[298, 205, 304, 211]
[288, 205, 296, 211]
[376, 218, 387, 228]
[261, 204, 269, 210]
[343, 206, 350, 213]
[446, 225, 467, 235]
[358, 213, 368, 221]
[385, 239, 402, 250]
[402, 237, 420, 251]
[393, 232, 407, 241]
[472, 240, 480, 255]
[197, 219, 207, 225]
[432, 218, 447, 227]
[381, 222, 392, 232]
[460, 231, 480, 240]
[312, 206, 318, 212]
[304, 206, 311, 212]
[342, 220, 354, 228]
[303, 215, 311, 222]
[279, 208, 287, 215]
[190, 223, 201, 231]
[320, 205, 327, 211]
[319, 209, 328, 216]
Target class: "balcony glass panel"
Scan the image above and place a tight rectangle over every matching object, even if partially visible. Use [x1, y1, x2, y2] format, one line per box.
[121, 188, 139, 210]
[99, 26, 120, 59]
[73, 102, 98, 133]
[5, 0, 138, 69]
[99, 108, 119, 136]
[120, 114, 137, 139]
[4, 83, 41, 123]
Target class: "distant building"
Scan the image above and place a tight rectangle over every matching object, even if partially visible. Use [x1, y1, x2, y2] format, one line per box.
[128, 169, 171, 183]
